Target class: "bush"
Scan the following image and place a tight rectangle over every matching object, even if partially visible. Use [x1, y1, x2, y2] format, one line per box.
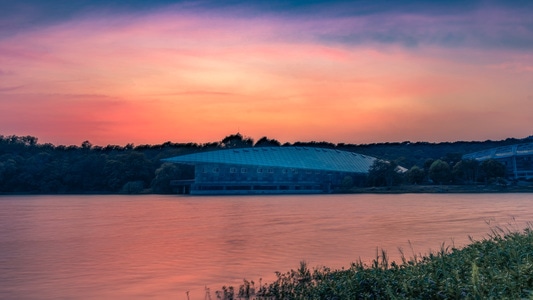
[219, 225, 533, 299]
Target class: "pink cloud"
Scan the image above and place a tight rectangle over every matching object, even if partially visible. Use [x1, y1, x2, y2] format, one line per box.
[0, 8, 531, 145]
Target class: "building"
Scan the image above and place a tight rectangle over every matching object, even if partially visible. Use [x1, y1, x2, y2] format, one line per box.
[163, 146, 377, 194]
[462, 143, 533, 180]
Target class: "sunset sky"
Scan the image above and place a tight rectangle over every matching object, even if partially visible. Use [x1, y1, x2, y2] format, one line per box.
[1, 0, 531, 146]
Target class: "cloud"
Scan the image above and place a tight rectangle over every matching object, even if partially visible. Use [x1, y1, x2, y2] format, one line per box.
[0, 93, 157, 145]
[311, 6, 533, 50]
[0, 69, 15, 76]
[2, 1, 532, 50]
[0, 85, 24, 92]
[0, 2, 531, 145]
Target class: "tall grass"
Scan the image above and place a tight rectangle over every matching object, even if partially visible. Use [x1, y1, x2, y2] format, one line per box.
[215, 224, 533, 299]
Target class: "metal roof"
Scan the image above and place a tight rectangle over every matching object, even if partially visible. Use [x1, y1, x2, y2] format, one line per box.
[463, 143, 533, 161]
[163, 147, 376, 173]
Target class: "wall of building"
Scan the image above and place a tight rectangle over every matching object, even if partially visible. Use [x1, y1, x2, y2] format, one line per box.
[189, 163, 365, 194]
[494, 155, 533, 180]
[463, 143, 533, 181]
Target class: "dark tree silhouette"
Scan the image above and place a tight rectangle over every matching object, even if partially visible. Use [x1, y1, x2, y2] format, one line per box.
[407, 165, 425, 184]
[221, 133, 254, 148]
[0, 134, 529, 194]
[480, 159, 506, 183]
[254, 136, 281, 147]
[429, 159, 451, 184]
[367, 160, 403, 187]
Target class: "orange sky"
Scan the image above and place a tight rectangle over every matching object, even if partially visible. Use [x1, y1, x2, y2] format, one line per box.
[0, 2, 532, 146]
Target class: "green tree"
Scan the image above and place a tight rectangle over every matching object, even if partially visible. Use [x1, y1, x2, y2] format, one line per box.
[480, 159, 506, 183]
[0, 156, 18, 192]
[120, 181, 144, 194]
[453, 159, 479, 184]
[367, 160, 402, 187]
[429, 159, 451, 184]
[151, 163, 185, 194]
[407, 165, 425, 184]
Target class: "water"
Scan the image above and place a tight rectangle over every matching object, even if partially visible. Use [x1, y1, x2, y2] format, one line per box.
[1, 193, 532, 299]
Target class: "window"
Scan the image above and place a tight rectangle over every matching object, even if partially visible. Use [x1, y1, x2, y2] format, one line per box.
[212, 167, 219, 173]
[241, 168, 248, 173]
[257, 168, 263, 173]
[268, 169, 274, 173]
[230, 167, 237, 173]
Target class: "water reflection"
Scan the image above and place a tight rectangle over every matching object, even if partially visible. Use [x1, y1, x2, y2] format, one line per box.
[0, 194, 532, 299]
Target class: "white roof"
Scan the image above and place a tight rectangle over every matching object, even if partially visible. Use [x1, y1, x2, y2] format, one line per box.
[163, 147, 376, 173]
[463, 143, 533, 161]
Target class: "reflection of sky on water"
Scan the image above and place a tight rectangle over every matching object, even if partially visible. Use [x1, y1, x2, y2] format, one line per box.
[1, 194, 532, 299]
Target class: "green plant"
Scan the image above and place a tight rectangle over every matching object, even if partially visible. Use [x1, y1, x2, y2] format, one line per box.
[219, 224, 533, 299]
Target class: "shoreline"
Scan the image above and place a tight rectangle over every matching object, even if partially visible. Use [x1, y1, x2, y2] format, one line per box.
[346, 184, 533, 194]
[1, 184, 532, 196]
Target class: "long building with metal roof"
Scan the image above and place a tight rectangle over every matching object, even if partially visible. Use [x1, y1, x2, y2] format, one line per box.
[462, 142, 533, 180]
[163, 146, 377, 194]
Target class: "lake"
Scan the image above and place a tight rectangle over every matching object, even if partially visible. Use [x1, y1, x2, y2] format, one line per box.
[1, 193, 532, 299]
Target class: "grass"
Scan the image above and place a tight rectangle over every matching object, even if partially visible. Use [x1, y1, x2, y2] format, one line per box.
[214, 224, 533, 299]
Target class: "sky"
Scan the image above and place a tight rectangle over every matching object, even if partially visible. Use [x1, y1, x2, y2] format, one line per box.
[0, 0, 532, 146]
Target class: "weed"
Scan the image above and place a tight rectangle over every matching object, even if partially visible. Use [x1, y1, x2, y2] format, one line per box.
[217, 224, 533, 299]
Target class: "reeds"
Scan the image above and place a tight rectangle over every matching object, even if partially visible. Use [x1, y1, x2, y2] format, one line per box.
[214, 223, 533, 299]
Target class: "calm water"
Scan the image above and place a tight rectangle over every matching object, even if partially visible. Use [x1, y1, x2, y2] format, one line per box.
[1, 193, 532, 299]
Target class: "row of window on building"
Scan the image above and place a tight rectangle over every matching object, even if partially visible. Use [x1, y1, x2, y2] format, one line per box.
[202, 166, 324, 175]
[196, 184, 324, 191]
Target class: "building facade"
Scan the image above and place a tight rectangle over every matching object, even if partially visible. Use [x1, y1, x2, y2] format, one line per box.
[163, 147, 377, 194]
[462, 143, 533, 180]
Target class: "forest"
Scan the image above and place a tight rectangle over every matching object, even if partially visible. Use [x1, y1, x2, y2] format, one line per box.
[0, 133, 531, 194]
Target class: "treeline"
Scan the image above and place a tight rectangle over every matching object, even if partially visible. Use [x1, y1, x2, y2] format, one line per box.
[365, 156, 509, 189]
[0, 133, 531, 194]
[0, 135, 198, 194]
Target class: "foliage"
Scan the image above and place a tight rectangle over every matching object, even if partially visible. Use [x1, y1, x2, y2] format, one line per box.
[221, 133, 254, 148]
[406, 165, 425, 184]
[480, 159, 506, 183]
[453, 159, 479, 184]
[151, 163, 193, 193]
[0, 134, 530, 194]
[429, 159, 451, 184]
[0, 135, 203, 193]
[367, 160, 403, 187]
[218, 226, 533, 299]
[255, 136, 281, 147]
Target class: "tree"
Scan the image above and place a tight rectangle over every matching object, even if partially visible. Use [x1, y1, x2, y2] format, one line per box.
[423, 159, 435, 173]
[453, 159, 479, 184]
[480, 159, 506, 183]
[221, 133, 254, 148]
[81, 140, 93, 150]
[443, 152, 463, 167]
[0, 157, 18, 191]
[120, 181, 144, 194]
[407, 165, 425, 184]
[429, 159, 451, 184]
[367, 160, 402, 187]
[151, 163, 185, 194]
[254, 136, 281, 147]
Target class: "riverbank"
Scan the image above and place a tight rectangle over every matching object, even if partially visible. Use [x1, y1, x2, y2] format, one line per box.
[346, 184, 533, 194]
[2, 184, 532, 196]
[218, 226, 533, 299]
